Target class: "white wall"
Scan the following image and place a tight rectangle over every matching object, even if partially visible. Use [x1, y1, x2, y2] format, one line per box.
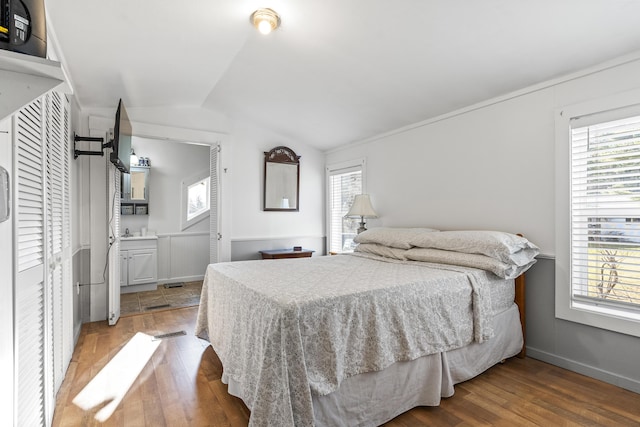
[70, 98, 83, 254]
[0, 117, 14, 423]
[229, 121, 325, 241]
[327, 88, 555, 252]
[86, 115, 112, 322]
[326, 56, 640, 256]
[121, 136, 211, 235]
[68, 96, 86, 335]
[81, 106, 231, 136]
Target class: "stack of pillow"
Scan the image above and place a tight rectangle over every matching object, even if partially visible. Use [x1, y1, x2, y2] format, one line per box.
[353, 227, 539, 279]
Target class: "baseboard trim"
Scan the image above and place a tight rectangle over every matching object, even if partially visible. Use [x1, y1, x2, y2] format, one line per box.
[158, 275, 204, 285]
[120, 283, 157, 294]
[527, 346, 640, 394]
[74, 323, 82, 346]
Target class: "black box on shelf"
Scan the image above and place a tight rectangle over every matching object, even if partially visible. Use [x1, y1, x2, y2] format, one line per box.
[0, 0, 47, 58]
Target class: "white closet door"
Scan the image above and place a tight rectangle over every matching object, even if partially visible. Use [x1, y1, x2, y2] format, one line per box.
[44, 91, 72, 400]
[13, 92, 73, 427]
[108, 167, 121, 325]
[14, 98, 47, 427]
[210, 144, 220, 264]
[62, 95, 73, 371]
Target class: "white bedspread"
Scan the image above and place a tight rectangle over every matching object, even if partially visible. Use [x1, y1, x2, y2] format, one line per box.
[195, 253, 501, 427]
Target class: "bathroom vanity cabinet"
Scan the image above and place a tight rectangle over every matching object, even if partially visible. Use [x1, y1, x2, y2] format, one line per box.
[120, 237, 158, 289]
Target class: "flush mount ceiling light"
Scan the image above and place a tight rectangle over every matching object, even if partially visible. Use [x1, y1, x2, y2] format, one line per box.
[130, 148, 138, 166]
[250, 8, 280, 35]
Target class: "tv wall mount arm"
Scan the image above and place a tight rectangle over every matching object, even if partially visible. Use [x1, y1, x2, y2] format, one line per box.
[73, 133, 113, 159]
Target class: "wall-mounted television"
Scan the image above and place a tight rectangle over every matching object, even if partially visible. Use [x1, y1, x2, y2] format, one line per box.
[110, 99, 132, 174]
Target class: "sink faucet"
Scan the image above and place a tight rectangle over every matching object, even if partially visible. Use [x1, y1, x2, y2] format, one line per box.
[124, 228, 130, 237]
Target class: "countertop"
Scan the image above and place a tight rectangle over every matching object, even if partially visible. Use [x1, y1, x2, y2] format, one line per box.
[120, 235, 158, 241]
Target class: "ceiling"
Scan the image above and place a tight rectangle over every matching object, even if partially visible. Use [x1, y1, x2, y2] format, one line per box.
[47, 0, 640, 151]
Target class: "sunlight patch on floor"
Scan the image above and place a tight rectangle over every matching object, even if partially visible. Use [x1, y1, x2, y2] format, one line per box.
[72, 332, 161, 422]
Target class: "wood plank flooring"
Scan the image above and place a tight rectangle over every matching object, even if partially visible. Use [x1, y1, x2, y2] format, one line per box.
[53, 307, 640, 426]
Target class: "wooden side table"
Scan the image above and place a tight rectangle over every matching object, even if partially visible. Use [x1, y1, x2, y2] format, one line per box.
[259, 248, 314, 259]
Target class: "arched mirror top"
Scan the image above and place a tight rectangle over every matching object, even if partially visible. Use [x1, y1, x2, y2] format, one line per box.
[264, 146, 300, 211]
[265, 146, 301, 164]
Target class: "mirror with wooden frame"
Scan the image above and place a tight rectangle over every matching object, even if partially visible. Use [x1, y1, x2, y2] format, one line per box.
[264, 146, 300, 211]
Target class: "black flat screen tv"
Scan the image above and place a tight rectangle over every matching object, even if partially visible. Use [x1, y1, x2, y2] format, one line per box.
[110, 99, 132, 173]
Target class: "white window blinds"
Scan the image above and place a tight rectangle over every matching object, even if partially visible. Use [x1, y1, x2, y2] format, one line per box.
[328, 164, 362, 253]
[570, 113, 640, 314]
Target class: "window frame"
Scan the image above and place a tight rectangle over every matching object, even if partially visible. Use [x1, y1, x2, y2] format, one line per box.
[555, 89, 640, 337]
[326, 158, 367, 254]
[181, 170, 210, 230]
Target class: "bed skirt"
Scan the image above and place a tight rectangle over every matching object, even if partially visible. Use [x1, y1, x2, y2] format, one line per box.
[312, 303, 523, 426]
[225, 303, 522, 427]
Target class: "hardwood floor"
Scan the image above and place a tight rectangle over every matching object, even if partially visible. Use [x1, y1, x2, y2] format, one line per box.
[120, 281, 202, 316]
[53, 306, 640, 426]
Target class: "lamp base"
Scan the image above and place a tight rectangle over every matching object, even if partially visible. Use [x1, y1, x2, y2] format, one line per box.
[357, 219, 367, 234]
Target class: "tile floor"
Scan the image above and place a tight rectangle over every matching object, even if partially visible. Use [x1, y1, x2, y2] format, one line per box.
[120, 280, 203, 316]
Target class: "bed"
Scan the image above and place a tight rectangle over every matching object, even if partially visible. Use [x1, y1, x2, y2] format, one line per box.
[195, 229, 538, 427]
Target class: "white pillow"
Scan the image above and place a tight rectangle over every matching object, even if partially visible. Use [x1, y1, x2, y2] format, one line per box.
[409, 230, 539, 266]
[354, 243, 408, 260]
[354, 227, 439, 249]
[405, 247, 536, 279]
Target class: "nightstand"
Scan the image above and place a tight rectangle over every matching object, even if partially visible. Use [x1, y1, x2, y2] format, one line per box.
[259, 248, 314, 259]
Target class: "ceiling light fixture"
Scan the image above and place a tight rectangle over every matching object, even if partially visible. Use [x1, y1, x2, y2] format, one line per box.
[130, 148, 138, 166]
[250, 8, 280, 35]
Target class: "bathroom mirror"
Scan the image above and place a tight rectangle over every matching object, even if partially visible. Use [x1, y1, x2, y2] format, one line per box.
[121, 166, 149, 203]
[130, 169, 147, 200]
[264, 146, 300, 211]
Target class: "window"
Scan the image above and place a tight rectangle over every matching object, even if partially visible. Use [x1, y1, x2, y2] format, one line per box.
[557, 95, 640, 337]
[181, 172, 210, 230]
[326, 159, 365, 253]
[187, 177, 209, 221]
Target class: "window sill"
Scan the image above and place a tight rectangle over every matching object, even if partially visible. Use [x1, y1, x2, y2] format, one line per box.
[557, 302, 640, 338]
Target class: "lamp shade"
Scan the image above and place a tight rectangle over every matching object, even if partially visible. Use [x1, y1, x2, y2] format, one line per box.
[345, 194, 378, 218]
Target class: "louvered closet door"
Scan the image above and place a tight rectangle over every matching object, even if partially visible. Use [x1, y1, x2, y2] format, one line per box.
[14, 98, 47, 427]
[210, 144, 220, 264]
[44, 91, 71, 399]
[61, 94, 73, 372]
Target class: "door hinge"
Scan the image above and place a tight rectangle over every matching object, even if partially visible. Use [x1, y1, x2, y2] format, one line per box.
[109, 312, 115, 321]
[217, 233, 222, 241]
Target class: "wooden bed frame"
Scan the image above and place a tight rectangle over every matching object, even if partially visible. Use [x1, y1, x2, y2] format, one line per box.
[515, 273, 526, 358]
[514, 233, 527, 359]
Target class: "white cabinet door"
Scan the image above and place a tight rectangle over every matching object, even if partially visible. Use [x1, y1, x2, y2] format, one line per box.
[128, 249, 157, 285]
[120, 250, 128, 287]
